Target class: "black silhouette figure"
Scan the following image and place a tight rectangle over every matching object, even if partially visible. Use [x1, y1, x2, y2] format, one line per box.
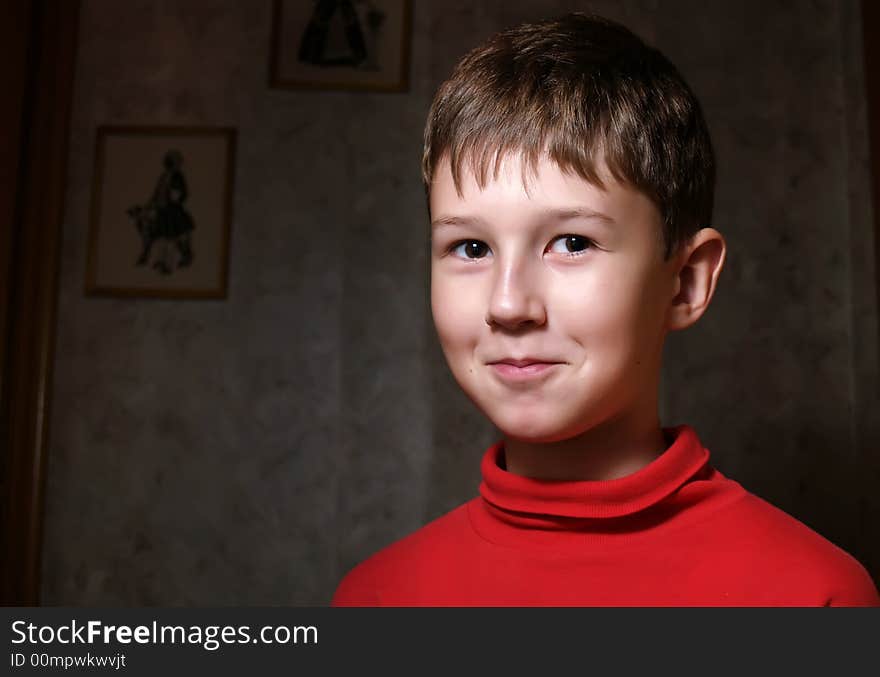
[127, 149, 195, 275]
[298, 0, 374, 67]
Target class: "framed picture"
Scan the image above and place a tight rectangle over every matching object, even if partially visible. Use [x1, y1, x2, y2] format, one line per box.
[85, 126, 236, 299]
[269, 0, 411, 92]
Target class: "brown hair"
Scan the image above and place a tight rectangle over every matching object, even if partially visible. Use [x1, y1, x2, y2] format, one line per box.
[422, 13, 715, 260]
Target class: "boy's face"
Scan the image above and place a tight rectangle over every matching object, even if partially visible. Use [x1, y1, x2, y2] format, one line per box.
[429, 154, 679, 443]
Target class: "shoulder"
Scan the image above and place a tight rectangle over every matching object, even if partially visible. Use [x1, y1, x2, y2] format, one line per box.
[717, 490, 879, 606]
[331, 500, 475, 606]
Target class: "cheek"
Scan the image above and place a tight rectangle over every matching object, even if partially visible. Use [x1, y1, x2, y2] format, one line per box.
[431, 273, 480, 350]
[553, 275, 629, 335]
[551, 271, 651, 352]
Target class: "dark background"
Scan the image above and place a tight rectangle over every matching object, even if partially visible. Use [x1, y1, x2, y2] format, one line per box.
[2, 0, 879, 605]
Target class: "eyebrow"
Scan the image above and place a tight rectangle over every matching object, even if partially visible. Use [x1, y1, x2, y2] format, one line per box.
[430, 207, 616, 230]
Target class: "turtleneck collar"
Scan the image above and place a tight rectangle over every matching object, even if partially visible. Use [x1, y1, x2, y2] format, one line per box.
[470, 425, 720, 550]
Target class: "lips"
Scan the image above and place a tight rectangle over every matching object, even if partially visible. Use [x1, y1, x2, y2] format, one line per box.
[487, 357, 563, 383]
[488, 357, 561, 367]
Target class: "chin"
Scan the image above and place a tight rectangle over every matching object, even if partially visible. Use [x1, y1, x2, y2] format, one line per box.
[499, 425, 577, 444]
[486, 407, 580, 444]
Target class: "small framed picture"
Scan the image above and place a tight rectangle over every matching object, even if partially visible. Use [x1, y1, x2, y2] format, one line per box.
[85, 126, 236, 299]
[269, 0, 411, 92]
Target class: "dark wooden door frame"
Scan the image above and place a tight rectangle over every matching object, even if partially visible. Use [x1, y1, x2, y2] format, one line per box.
[864, 0, 880, 373]
[0, 0, 80, 605]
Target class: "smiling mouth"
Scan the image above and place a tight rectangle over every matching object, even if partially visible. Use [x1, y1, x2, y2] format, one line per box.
[487, 361, 562, 382]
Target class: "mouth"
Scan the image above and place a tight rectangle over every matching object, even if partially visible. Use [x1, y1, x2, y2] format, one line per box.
[486, 358, 564, 383]
[489, 357, 562, 368]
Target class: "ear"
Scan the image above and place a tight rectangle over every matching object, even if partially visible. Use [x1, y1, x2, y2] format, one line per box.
[667, 227, 726, 332]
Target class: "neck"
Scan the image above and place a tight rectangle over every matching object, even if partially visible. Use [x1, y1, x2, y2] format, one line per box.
[502, 407, 667, 481]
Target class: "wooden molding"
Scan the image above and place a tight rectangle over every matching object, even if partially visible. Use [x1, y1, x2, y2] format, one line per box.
[0, 0, 80, 605]
[862, 0, 880, 382]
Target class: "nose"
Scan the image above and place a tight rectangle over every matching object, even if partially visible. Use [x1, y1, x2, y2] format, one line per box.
[485, 255, 547, 330]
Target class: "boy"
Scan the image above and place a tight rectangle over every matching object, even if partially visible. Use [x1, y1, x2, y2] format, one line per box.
[332, 13, 880, 606]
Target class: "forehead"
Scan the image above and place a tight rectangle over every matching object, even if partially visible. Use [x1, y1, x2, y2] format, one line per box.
[429, 153, 661, 234]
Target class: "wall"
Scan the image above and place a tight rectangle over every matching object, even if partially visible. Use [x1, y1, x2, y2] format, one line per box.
[41, 0, 880, 604]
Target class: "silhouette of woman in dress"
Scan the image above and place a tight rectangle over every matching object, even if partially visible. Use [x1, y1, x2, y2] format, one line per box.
[298, 0, 375, 67]
[129, 149, 195, 275]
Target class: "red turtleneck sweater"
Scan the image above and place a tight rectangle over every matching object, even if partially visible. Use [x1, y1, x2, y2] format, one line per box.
[331, 425, 880, 606]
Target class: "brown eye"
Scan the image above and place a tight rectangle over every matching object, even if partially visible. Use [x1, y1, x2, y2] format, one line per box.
[452, 240, 490, 259]
[549, 235, 593, 256]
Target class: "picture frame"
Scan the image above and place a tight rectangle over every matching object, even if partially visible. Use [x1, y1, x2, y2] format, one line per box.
[85, 126, 236, 299]
[269, 0, 411, 92]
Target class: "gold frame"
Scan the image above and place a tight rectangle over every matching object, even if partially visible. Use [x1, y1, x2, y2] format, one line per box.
[269, 0, 412, 92]
[84, 125, 236, 299]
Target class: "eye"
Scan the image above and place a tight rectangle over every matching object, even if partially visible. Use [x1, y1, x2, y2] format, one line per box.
[548, 234, 594, 257]
[450, 240, 491, 260]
